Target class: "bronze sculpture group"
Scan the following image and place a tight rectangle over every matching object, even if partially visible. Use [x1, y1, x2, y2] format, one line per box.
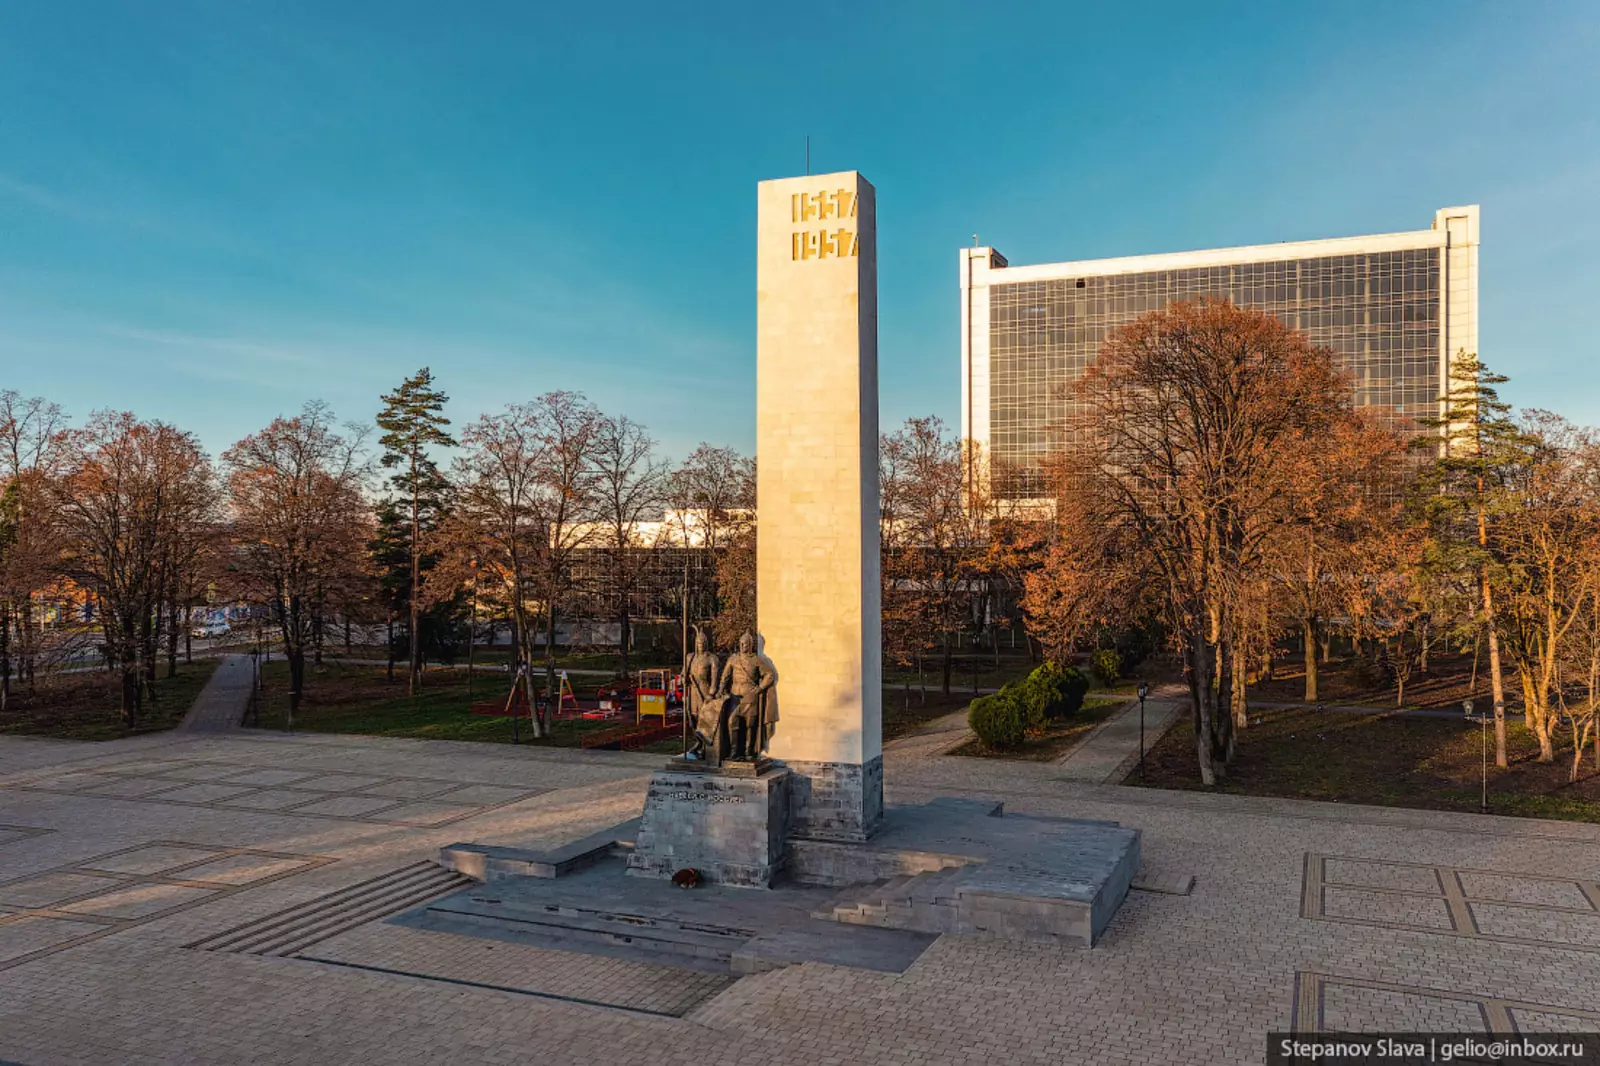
[684, 628, 778, 766]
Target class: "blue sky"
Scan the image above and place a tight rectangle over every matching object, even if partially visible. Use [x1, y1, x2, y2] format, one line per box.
[1, 1, 1596, 462]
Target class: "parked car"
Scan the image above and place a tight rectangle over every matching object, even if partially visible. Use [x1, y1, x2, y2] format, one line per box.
[191, 620, 232, 640]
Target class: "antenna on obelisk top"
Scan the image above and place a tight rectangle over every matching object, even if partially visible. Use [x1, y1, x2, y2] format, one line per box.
[972, 233, 980, 246]
[805, 135, 810, 176]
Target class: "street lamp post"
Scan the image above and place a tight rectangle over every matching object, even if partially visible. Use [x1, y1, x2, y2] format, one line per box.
[1463, 699, 1488, 813]
[1137, 682, 1150, 781]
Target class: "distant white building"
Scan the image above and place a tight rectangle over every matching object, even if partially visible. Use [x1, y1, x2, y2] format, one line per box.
[960, 206, 1480, 498]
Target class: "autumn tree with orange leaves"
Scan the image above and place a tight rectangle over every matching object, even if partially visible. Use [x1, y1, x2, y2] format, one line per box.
[223, 403, 371, 726]
[51, 412, 217, 725]
[1030, 300, 1350, 784]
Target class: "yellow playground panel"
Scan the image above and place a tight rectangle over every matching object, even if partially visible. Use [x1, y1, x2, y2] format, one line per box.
[636, 669, 669, 721]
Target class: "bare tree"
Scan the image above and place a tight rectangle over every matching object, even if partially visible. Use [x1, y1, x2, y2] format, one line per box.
[0, 391, 69, 700]
[450, 406, 548, 734]
[524, 393, 602, 731]
[223, 403, 369, 725]
[591, 414, 666, 677]
[880, 417, 980, 695]
[1496, 413, 1600, 762]
[52, 412, 215, 725]
[1265, 412, 1404, 701]
[667, 444, 755, 649]
[449, 393, 601, 736]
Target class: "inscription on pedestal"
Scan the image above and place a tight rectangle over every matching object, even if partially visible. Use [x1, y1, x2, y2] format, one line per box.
[627, 768, 791, 888]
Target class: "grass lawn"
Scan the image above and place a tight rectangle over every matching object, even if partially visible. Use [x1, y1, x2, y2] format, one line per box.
[1250, 651, 1488, 711]
[948, 696, 1127, 761]
[882, 687, 987, 742]
[0, 657, 222, 741]
[1130, 705, 1600, 823]
[249, 659, 683, 749]
[883, 649, 1042, 694]
[253, 658, 988, 754]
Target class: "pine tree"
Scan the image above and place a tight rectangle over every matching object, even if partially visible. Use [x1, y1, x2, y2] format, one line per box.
[376, 369, 455, 695]
[1413, 351, 1532, 768]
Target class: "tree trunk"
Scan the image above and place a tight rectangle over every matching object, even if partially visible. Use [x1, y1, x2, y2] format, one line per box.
[120, 663, 139, 728]
[1303, 619, 1318, 703]
[19, 599, 34, 684]
[141, 607, 156, 686]
[1231, 643, 1248, 730]
[618, 602, 631, 680]
[0, 604, 11, 711]
[1320, 632, 1332, 664]
[1480, 563, 1509, 768]
[544, 603, 558, 736]
[287, 648, 304, 730]
[166, 600, 179, 678]
[940, 637, 953, 696]
[1521, 669, 1555, 763]
[1419, 618, 1430, 674]
[514, 605, 544, 739]
[1187, 634, 1218, 787]
[386, 615, 395, 683]
[409, 457, 421, 697]
[184, 606, 192, 664]
[467, 583, 477, 697]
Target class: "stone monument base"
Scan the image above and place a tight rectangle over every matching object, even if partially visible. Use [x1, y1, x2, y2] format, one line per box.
[664, 755, 774, 778]
[626, 766, 790, 888]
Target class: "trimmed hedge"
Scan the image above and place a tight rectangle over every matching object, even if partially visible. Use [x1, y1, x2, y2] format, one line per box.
[968, 689, 1028, 749]
[1027, 661, 1089, 720]
[968, 662, 1090, 749]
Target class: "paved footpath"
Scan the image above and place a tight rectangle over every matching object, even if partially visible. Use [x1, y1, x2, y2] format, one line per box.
[3, 710, 1600, 1064]
[176, 654, 256, 734]
[1056, 683, 1186, 783]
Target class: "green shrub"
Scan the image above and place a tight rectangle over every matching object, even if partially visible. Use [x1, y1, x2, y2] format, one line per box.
[1089, 648, 1123, 688]
[968, 689, 1028, 749]
[1026, 661, 1089, 720]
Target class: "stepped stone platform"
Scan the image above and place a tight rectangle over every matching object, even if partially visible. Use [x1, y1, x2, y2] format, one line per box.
[426, 796, 1141, 972]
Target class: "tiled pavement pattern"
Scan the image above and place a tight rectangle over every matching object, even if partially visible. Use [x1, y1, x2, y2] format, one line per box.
[1293, 971, 1600, 1033]
[0, 840, 331, 971]
[10, 757, 549, 827]
[302, 921, 738, 1017]
[1302, 852, 1600, 950]
[2, 725, 1600, 1064]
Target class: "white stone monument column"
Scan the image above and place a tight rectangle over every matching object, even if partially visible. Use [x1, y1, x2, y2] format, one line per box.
[756, 171, 882, 841]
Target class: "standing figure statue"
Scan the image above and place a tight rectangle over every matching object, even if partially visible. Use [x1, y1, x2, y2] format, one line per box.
[683, 627, 728, 763]
[717, 630, 779, 761]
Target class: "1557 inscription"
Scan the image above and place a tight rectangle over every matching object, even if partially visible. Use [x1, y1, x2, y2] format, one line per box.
[790, 188, 860, 261]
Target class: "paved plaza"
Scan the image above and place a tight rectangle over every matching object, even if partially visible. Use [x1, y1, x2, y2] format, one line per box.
[2, 712, 1599, 1065]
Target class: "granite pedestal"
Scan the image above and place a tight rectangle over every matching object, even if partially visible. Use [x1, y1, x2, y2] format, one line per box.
[627, 766, 791, 888]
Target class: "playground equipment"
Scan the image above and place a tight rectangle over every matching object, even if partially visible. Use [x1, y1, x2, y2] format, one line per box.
[547, 670, 580, 717]
[636, 669, 670, 722]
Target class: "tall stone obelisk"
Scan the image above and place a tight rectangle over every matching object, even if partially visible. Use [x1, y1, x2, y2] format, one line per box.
[756, 172, 882, 841]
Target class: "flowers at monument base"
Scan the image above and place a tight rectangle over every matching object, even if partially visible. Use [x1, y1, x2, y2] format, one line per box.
[671, 868, 702, 889]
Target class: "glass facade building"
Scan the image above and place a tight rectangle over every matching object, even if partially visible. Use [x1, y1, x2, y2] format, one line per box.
[960, 208, 1480, 499]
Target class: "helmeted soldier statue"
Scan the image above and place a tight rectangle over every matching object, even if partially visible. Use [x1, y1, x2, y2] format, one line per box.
[683, 627, 729, 763]
[717, 630, 779, 761]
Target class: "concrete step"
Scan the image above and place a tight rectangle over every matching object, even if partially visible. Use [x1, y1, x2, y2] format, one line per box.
[187, 862, 472, 957]
[439, 820, 638, 881]
[824, 865, 972, 925]
[808, 878, 887, 920]
[426, 893, 754, 964]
